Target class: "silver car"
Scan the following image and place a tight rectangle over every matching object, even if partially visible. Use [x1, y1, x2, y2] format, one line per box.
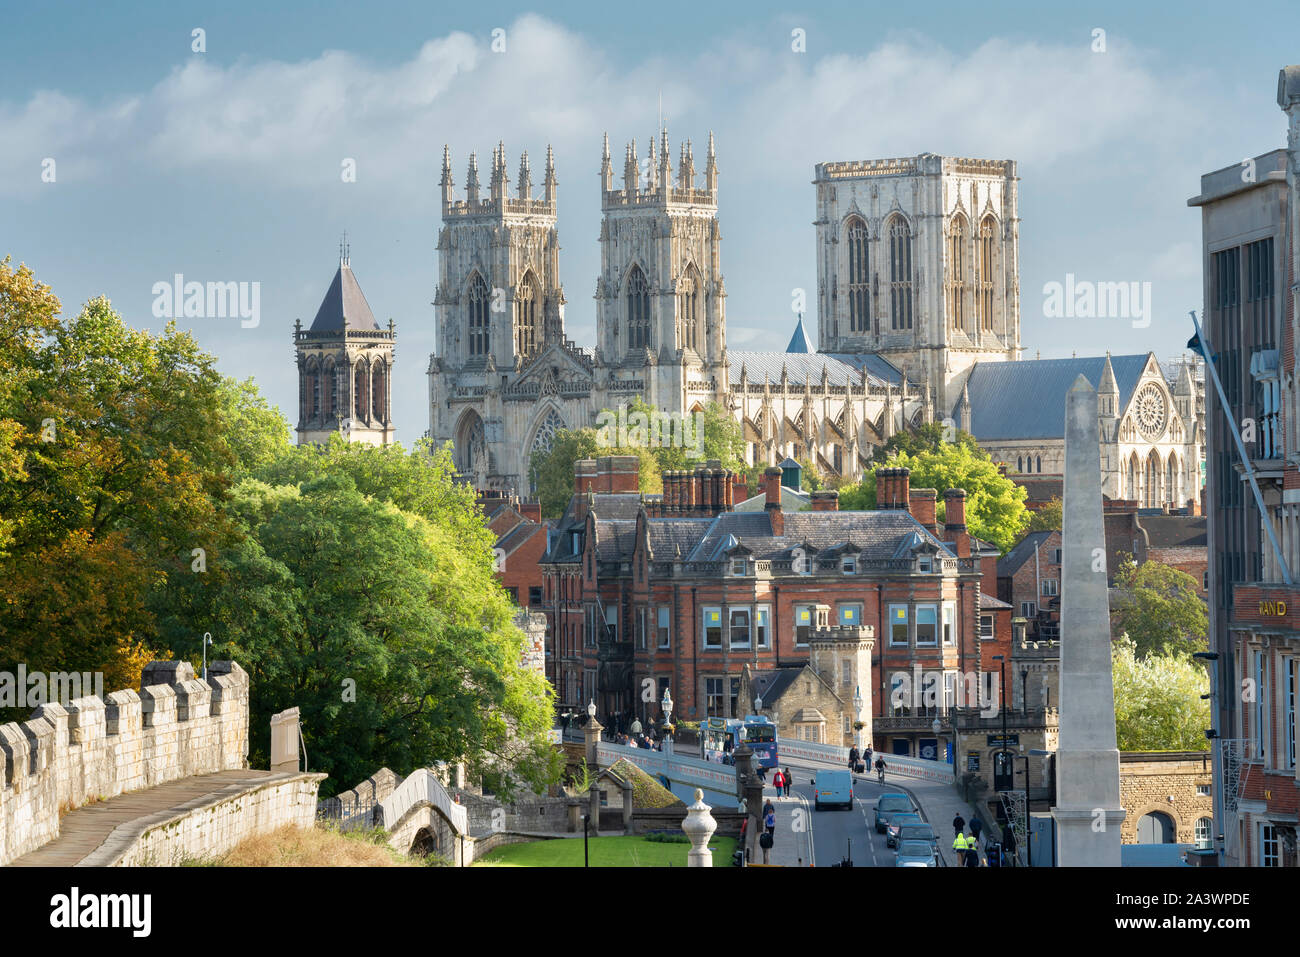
[895, 839, 938, 867]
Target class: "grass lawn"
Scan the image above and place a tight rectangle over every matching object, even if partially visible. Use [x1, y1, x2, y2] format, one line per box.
[476, 834, 737, 867]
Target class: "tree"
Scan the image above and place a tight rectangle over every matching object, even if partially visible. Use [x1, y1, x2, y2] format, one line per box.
[154, 472, 561, 797]
[880, 421, 980, 458]
[836, 439, 1029, 552]
[1026, 498, 1063, 533]
[1112, 636, 1210, 751]
[1110, 557, 1208, 659]
[215, 376, 292, 475]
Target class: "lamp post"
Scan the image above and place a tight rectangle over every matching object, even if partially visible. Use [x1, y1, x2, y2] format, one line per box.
[1193, 650, 1222, 863]
[854, 686, 865, 753]
[661, 688, 674, 754]
[932, 717, 942, 764]
[1020, 668, 1029, 715]
[992, 655, 1009, 791]
[582, 812, 590, 867]
[201, 632, 213, 680]
[1016, 753, 1032, 867]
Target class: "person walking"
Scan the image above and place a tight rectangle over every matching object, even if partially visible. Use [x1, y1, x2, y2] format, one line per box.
[970, 816, 983, 846]
[848, 745, 860, 772]
[782, 767, 793, 797]
[864, 746, 873, 769]
[952, 813, 966, 838]
[763, 800, 777, 839]
[964, 841, 982, 867]
[952, 831, 970, 866]
[771, 767, 785, 796]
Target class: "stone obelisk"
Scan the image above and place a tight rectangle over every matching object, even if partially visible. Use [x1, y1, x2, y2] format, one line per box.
[1052, 376, 1125, 866]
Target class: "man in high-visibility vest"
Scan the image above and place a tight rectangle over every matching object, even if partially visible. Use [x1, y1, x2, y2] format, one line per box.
[952, 831, 970, 866]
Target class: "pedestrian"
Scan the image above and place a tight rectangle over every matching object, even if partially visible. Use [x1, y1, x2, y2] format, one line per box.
[952, 831, 969, 866]
[964, 841, 981, 867]
[970, 816, 983, 845]
[771, 767, 785, 796]
[783, 767, 793, 797]
[848, 745, 860, 772]
[864, 746, 873, 769]
[1001, 822, 1017, 865]
[952, 813, 966, 838]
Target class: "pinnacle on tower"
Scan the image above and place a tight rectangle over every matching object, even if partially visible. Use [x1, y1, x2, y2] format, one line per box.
[623, 139, 638, 193]
[490, 141, 507, 201]
[601, 132, 613, 191]
[543, 144, 557, 204]
[647, 135, 658, 190]
[466, 152, 480, 204]
[705, 130, 718, 193]
[659, 125, 671, 184]
[518, 149, 532, 200]
[440, 145, 453, 207]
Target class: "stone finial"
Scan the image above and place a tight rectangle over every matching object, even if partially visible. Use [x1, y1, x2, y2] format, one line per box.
[683, 788, 718, 867]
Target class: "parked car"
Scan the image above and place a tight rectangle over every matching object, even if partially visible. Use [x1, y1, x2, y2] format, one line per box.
[812, 769, 854, 810]
[873, 793, 914, 833]
[895, 839, 938, 867]
[895, 822, 939, 853]
[886, 812, 923, 848]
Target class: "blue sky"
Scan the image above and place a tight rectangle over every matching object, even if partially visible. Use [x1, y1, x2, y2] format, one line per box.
[2, 1, 1296, 446]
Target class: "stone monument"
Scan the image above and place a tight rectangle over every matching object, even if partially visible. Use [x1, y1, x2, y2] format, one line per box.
[1051, 377, 1125, 865]
[683, 788, 718, 867]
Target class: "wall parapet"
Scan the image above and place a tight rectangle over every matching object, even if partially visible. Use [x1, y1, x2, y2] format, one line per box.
[0, 660, 250, 865]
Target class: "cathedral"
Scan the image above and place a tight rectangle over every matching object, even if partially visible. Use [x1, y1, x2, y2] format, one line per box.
[288, 130, 1201, 508]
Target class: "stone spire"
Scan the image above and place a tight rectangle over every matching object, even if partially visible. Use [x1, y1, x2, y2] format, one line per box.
[465, 152, 480, 205]
[440, 145, 453, 209]
[543, 144, 557, 205]
[959, 378, 972, 433]
[1053, 375, 1125, 865]
[601, 132, 613, 192]
[517, 150, 532, 200]
[490, 141, 507, 203]
[623, 139, 638, 194]
[647, 134, 658, 190]
[1098, 351, 1119, 418]
[705, 130, 718, 194]
[659, 126, 672, 187]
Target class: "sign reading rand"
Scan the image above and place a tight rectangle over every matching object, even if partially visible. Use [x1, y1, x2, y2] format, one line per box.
[1259, 599, 1288, 617]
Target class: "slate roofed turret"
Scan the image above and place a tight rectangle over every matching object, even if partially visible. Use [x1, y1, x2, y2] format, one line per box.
[786, 316, 813, 353]
[309, 261, 381, 333]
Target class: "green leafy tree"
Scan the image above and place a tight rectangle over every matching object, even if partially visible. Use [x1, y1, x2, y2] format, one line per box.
[1112, 636, 1210, 751]
[836, 439, 1028, 552]
[880, 421, 980, 458]
[1110, 557, 1208, 659]
[1026, 498, 1063, 533]
[154, 473, 560, 797]
[215, 376, 291, 475]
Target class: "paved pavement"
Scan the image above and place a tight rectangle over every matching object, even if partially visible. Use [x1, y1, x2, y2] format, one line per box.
[8, 769, 303, 866]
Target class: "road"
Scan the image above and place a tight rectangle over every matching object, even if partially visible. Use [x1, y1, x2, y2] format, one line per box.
[763, 761, 943, 867]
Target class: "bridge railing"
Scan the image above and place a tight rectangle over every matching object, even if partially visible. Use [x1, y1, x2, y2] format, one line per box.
[596, 742, 737, 795]
[775, 738, 955, 784]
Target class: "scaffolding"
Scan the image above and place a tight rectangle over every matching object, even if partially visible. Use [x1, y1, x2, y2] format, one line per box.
[1219, 738, 1249, 860]
[1000, 789, 1029, 866]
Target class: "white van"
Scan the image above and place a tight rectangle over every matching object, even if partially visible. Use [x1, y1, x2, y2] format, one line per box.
[813, 769, 854, 810]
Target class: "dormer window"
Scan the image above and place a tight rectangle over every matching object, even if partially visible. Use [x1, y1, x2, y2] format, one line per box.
[571, 531, 582, 553]
[841, 556, 857, 574]
[918, 556, 932, 573]
[731, 557, 747, 576]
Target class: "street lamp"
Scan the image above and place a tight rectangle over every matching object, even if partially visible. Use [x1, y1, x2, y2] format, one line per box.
[753, 694, 763, 715]
[201, 632, 213, 680]
[582, 812, 590, 867]
[854, 686, 865, 753]
[991, 655, 1009, 790]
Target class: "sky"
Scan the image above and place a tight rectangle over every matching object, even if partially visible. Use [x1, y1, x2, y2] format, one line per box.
[2, 0, 1296, 446]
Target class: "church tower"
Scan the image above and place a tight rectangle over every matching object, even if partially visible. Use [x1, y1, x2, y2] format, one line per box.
[294, 245, 395, 447]
[434, 143, 564, 372]
[596, 128, 726, 413]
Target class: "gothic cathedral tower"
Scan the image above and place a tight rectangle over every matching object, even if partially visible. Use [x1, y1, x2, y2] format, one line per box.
[596, 129, 726, 414]
[294, 247, 396, 446]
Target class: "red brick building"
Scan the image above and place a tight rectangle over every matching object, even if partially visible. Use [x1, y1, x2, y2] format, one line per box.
[542, 456, 1009, 762]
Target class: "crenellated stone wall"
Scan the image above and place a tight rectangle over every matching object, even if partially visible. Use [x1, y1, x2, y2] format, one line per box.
[0, 660, 250, 865]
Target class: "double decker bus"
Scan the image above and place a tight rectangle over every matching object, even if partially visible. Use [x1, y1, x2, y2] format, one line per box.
[701, 715, 778, 769]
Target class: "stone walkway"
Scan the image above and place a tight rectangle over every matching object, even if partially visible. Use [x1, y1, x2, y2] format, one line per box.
[9, 769, 300, 866]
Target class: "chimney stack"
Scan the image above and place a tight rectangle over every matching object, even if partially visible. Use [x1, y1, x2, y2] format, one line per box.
[810, 490, 839, 512]
[909, 488, 938, 530]
[876, 467, 911, 511]
[943, 488, 969, 558]
[764, 466, 784, 536]
[733, 474, 748, 506]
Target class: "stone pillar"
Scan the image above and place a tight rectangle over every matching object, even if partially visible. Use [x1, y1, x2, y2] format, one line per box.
[733, 743, 765, 864]
[683, 788, 718, 867]
[588, 783, 601, 833]
[584, 715, 603, 770]
[622, 778, 634, 834]
[1052, 376, 1125, 865]
[269, 707, 300, 773]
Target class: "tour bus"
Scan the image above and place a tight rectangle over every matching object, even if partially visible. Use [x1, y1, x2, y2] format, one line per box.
[701, 715, 779, 768]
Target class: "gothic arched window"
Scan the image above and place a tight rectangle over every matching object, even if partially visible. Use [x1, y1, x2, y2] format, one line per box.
[888, 215, 913, 331]
[468, 272, 490, 357]
[846, 218, 870, 333]
[371, 361, 387, 424]
[626, 265, 651, 351]
[323, 357, 336, 420]
[1017, 456, 1023, 473]
[308, 358, 321, 419]
[354, 360, 370, 422]
[976, 216, 996, 332]
[946, 214, 967, 332]
[528, 409, 567, 491]
[678, 264, 703, 352]
[1036, 455, 1042, 473]
[515, 270, 540, 359]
